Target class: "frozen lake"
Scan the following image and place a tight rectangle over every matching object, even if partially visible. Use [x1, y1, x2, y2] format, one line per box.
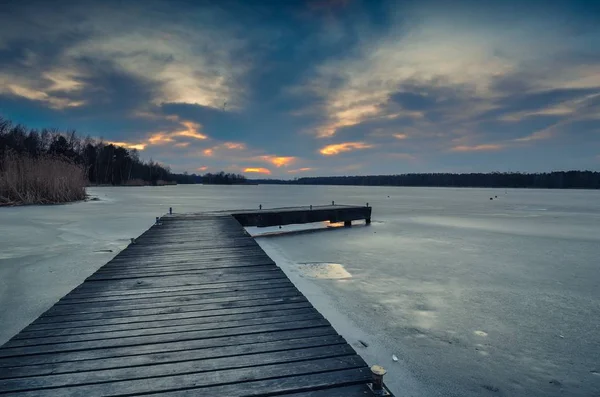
[1, 185, 599, 396]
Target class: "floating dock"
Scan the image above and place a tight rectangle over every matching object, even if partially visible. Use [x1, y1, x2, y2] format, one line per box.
[0, 205, 391, 396]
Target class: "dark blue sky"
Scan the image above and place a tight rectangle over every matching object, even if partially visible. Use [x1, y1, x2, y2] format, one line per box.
[1, 0, 599, 176]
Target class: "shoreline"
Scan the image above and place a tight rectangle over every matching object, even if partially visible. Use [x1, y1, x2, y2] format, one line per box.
[254, 237, 428, 396]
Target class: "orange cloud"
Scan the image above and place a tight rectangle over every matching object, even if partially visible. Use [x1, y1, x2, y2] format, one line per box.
[106, 141, 147, 150]
[244, 167, 271, 175]
[148, 133, 174, 145]
[451, 144, 504, 152]
[174, 121, 207, 140]
[393, 133, 408, 140]
[223, 142, 246, 150]
[317, 105, 380, 138]
[174, 142, 190, 148]
[203, 148, 214, 156]
[260, 155, 296, 167]
[288, 167, 314, 173]
[197, 166, 208, 172]
[147, 120, 207, 146]
[319, 142, 374, 156]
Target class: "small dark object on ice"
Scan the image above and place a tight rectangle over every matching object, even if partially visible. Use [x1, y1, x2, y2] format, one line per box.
[481, 385, 500, 392]
[490, 197, 493, 200]
[549, 379, 562, 387]
[358, 340, 369, 347]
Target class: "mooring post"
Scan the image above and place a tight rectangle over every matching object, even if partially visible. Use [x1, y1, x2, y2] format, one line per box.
[155, 216, 160, 225]
[332, 200, 335, 205]
[169, 207, 172, 215]
[366, 202, 369, 207]
[259, 204, 262, 210]
[370, 365, 388, 395]
[310, 205, 312, 210]
[130, 238, 136, 244]
[366, 218, 371, 225]
[344, 220, 352, 227]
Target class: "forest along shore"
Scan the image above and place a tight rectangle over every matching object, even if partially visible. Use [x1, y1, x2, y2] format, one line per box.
[0, 117, 246, 205]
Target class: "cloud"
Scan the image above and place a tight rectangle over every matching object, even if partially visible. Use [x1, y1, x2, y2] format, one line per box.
[173, 121, 207, 140]
[451, 144, 504, 152]
[259, 155, 296, 167]
[174, 142, 190, 148]
[106, 141, 147, 150]
[0, 74, 86, 109]
[393, 133, 408, 140]
[288, 167, 314, 173]
[197, 166, 208, 172]
[223, 142, 246, 150]
[0, 1, 261, 116]
[148, 133, 175, 145]
[320, 142, 374, 155]
[514, 130, 553, 142]
[244, 167, 271, 175]
[203, 148, 214, 156]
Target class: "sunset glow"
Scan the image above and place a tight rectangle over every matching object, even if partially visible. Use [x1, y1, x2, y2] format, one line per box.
[260, 156, 296, 167]
[2, 0, 598, 175]
[106, 141, 147, 150]
[288, 167, 313, 173]
[451, 144, 504, 152]
[223, 142, 246, 150]
[319, 142, 374, 156]
[244, 167, 271, 174]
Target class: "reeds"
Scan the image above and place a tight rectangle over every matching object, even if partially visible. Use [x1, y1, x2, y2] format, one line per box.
[0, 151, 87, 205]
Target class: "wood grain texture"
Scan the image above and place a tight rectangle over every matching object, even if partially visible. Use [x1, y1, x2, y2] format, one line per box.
[0, 209, 385, 396]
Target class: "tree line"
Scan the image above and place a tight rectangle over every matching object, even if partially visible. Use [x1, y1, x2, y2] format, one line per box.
[0, 117, 246, 185]
[252, 172, 600, 189]
[170, 171, 247, 185]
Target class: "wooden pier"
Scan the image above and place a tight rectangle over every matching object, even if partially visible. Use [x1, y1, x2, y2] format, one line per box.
[0, 205, 390, 396]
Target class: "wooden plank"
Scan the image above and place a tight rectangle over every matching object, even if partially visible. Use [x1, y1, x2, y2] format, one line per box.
[3, 356, 367, 396]
[96, 259, 276, 273]
[152, 370, 372, 397]
[56, 279, 294, 303]
[85, 263, 280, 281]
[1, 335, 346, 379]
[7, 312, 323, 348]
[14, 307, 320, 340]
[272, 384, 376, 397]
[0, 327, 338, 369]
[54, 284, 296, 307]
[72, 270, 288, 293]
[33, 296, 308, 325]
[62, 278, 291, 300]
[0, 319, 332, 357]
[23, 302, 313, 332]
[45, 288, 300, 315]
[0, 345, 357, 392]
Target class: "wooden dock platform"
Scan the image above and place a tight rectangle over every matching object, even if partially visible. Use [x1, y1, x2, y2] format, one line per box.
[0, 206, 389, 396]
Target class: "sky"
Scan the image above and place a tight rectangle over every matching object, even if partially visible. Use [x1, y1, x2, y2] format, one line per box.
[1, 0, 599, 177]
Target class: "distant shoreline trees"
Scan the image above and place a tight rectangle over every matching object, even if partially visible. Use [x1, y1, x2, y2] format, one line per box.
[252, 172, 600, 189]
[2, 116, 599, 205]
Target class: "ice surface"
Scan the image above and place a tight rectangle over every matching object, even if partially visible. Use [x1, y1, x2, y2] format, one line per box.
[1, 185, 599, 396]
